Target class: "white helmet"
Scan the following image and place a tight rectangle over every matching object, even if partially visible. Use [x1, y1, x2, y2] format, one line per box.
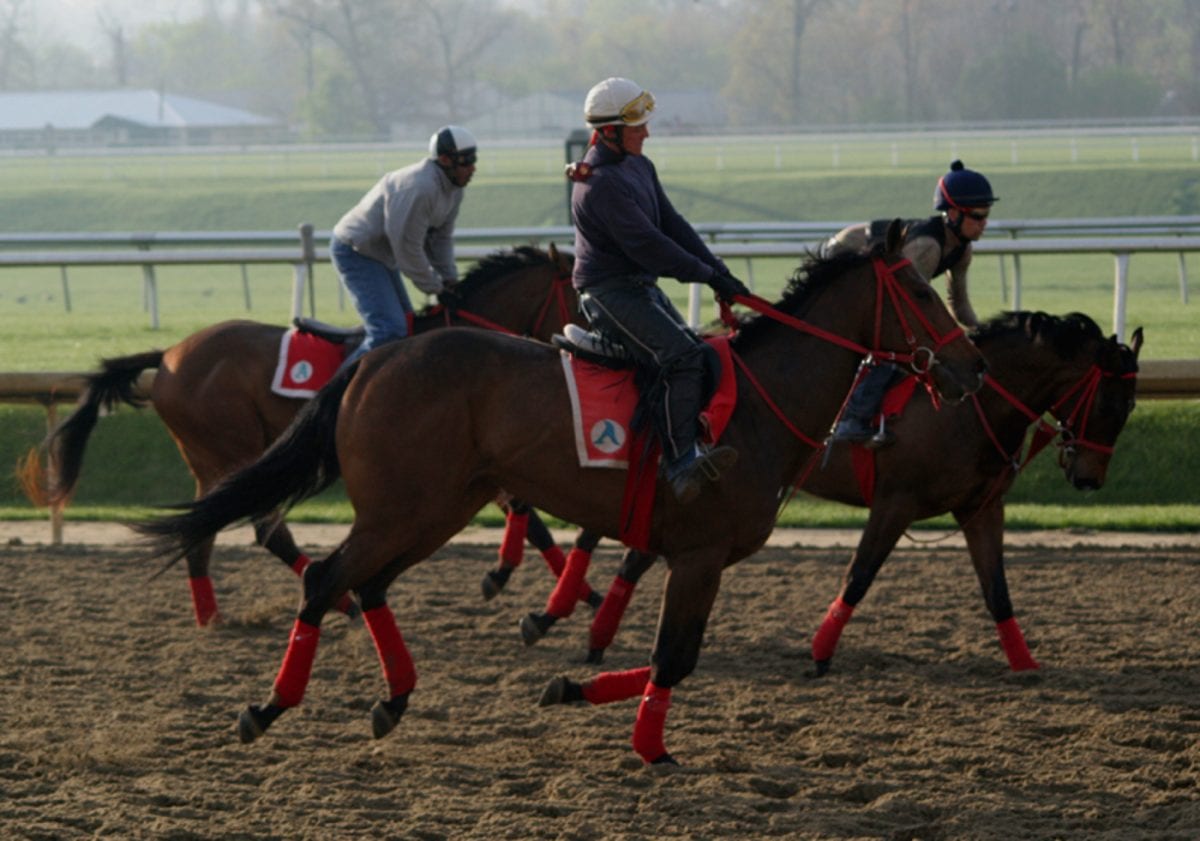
[429, 125, 477, 162]
[584, 77, 655, 128]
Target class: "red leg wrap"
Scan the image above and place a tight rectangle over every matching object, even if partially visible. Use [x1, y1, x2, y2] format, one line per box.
[364, 605, 417, 696]
[188, 576, 219, 627]
[996, 617, 1040, 671]
[582, 666, 651, 705]
[540, 544, 566, 577]
[546, 547, 591, 618]
[499, 509, 528, 567]
[631, 681, 672, 763]
[589, 577, 635, 651]
[289, 553, 311, 576]
[812, 596, 855, 662]
[273, 619, 321, 707]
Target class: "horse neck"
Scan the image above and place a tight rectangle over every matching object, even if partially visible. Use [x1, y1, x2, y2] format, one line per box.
[468, 265, 577, 340]
[979, 335, 1094, 420]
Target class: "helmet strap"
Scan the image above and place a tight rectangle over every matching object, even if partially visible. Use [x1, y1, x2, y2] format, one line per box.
[596, 125, 627, 155]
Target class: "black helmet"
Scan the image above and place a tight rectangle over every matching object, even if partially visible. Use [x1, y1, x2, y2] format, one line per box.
[934, 160, 996, 211]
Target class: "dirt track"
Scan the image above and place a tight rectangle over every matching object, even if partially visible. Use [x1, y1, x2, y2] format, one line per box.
[2, 535, 1198, 840]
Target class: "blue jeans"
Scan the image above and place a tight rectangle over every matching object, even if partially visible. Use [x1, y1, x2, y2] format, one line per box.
[331, 237, 413, 367]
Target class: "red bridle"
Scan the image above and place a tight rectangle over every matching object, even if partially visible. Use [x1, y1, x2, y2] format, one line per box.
[434, 264, 575, 337]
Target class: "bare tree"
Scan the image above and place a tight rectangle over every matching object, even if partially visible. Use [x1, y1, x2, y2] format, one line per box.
[0, 0, 30, 89]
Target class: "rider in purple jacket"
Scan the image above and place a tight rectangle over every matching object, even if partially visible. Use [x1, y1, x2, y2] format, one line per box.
[569, 77, 749, 504]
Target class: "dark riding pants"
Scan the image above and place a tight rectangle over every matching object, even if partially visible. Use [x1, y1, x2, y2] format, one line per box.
[579, 280, 705, 462]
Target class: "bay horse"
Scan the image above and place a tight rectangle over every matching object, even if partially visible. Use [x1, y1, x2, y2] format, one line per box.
[21, 245, 579, 625]
[134, 222, 987, 764]
[521, 311, 1142, 673]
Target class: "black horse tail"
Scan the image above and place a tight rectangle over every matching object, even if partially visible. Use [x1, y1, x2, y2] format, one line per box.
[132, 361, 360, 567]
[18, 350, 163, 508]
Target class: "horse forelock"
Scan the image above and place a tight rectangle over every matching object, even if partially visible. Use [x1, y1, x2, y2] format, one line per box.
[456, 245, 559, 296]
[973, 310, 1105, 361]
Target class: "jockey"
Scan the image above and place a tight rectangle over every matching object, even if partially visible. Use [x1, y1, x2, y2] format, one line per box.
[331, 125, 478, 367]
[568, 77, 749, 504]
[826, 159, 997, 447]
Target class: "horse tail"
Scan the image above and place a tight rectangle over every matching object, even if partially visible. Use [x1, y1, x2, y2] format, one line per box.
[18, 350, 163, 508]
[132, 361, 358, 568]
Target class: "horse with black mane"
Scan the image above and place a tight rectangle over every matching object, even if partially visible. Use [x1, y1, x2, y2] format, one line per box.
[21, 245, 578, 624]
[521, 310, 1141, 673]
[134, 221, 986, 764]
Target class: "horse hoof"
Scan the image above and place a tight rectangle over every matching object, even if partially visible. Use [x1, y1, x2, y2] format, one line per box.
[649, 752, 679, 766]
[370, 694, 409, 739]
[585, 590, 604, 610]
[808, 659, 832, 679]
[481, 566, 513, 601]
[237, 705, 269, 743]
[520, 612, 555, 646]
[585, 648, 605, 665]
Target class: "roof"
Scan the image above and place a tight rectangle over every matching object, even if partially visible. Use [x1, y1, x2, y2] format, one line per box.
[0, 89, 276, 131]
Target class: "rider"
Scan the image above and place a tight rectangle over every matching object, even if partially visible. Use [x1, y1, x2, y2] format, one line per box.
[331, 125, 478, 367]
[568, 77, 750, 504]
[828, 159, 997, 446]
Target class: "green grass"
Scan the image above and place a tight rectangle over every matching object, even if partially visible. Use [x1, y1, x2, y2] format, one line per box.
[2, 133, 1198, 531]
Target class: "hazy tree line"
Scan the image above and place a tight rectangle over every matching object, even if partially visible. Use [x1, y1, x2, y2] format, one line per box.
[3, 0, 1200, 138]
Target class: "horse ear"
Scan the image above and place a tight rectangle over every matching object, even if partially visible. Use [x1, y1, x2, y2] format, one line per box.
[1129, 326, 1144, 359]
[547, 242, 559, 261]
[884, 218, 903, 253]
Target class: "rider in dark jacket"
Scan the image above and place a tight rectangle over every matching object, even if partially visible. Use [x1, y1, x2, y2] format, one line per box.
[569, 77, 749, 504]
[826, 160, 997, 447]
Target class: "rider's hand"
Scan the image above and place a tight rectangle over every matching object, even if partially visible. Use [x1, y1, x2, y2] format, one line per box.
[708, 272, 750, 303]
[437, 283, 464, 310]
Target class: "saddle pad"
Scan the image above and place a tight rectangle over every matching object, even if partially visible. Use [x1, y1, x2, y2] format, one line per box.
[270, 328, 346, 398]
[560, 335, 738, 469]
[851, 374, 922, 505]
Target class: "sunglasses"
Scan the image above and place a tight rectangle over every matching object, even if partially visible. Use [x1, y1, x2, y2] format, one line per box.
[452, 152, 477, 167]
[618, 91, 655, 124]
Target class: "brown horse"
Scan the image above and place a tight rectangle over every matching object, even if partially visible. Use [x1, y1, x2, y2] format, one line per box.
[526, 310, 1142, 673]
[135, 223, 987, 764]
[22, 245, 578, 625]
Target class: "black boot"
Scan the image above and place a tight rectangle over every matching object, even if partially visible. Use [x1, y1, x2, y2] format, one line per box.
[833, 364, 898, 448]
[665, 443, 739, 504]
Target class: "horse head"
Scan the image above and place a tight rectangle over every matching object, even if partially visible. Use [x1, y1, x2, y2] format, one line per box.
[1056, 323, 1142, 490]
[869, 218, 986, 402]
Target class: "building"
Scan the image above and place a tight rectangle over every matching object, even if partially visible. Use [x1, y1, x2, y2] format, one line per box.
[0, 89, 283, 150]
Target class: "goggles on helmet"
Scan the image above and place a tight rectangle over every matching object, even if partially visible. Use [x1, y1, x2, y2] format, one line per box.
[592, 90, 655, 127]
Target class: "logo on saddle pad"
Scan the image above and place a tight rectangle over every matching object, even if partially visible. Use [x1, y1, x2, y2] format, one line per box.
[590, 418, 627, 454]
[289, 360, 314, 384]
[271, 329, 346, 399]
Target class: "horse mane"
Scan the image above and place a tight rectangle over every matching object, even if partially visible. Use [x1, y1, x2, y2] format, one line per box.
[728, 246, 880, 346]
[455, 245, 558, 296]
[972, 310, 1104, 359]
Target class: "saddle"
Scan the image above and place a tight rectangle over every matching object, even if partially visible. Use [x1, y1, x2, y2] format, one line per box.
[292, 317, 366, 345]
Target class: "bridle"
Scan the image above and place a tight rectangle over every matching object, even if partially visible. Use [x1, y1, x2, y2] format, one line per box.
[718, 255, 974, 488]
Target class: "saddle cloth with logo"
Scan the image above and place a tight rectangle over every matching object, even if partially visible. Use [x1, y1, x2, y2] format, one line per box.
[560, 335, 738, 469]
[270, 328, 347, 398]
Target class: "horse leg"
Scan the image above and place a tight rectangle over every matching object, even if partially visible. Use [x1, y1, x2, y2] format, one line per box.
[184, 534, 220, 627]
[519, 528, 603, 646]
[811, 504, 912, 677]
[356, 574, 417, 738]
[237, 544, 350, 743]
[956, 500, 1039, 671]
[586, 548, 657, 664]
[540, 552, 726, 765]
[483, 500, 528, 601]
[254, 515, 360, 620]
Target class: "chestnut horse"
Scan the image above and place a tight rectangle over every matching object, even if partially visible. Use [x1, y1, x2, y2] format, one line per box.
[22, 245, 578, 624]
[526, 311, 1142, 673]
[135, 224, 986, 764]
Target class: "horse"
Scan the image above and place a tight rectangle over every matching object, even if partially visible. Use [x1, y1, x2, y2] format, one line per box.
[522, 310, 1142, 674]
[21, 244, 579, 625]
[134, 221, 987, 764]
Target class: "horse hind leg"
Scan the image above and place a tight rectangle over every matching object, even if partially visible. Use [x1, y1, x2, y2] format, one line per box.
[184, 535, 220, 627]
[586, 548, 656, 664]
[253, 514, 360, 620]
[356, 574, 417, 739]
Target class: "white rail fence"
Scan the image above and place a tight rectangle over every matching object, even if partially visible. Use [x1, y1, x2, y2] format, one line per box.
[1, 217, 1197, 342]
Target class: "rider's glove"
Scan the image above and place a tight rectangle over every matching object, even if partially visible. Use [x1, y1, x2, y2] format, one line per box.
[707, 272, 750, 303]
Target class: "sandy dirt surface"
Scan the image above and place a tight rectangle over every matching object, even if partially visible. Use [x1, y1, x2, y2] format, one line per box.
[1, 533, 1198, 840]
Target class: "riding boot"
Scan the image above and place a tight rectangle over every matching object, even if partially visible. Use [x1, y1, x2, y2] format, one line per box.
[833, 363, 898, 448]
[659, 359, 738, 503]
[664, 442, 739, 504]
